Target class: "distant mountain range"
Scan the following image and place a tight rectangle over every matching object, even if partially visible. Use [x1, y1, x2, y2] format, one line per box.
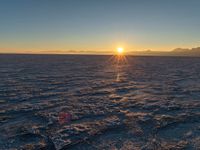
[129, 47, 200, 57]
[1, 47, 200, 56]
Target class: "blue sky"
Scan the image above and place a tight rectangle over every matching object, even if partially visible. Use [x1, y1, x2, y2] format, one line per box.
[0, 0, 200, 53]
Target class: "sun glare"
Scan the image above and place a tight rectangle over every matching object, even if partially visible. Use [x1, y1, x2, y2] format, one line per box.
[117, 47, 124, 55]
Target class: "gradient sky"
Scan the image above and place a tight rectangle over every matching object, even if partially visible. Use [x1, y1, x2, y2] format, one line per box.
[0, 0, 200, 54]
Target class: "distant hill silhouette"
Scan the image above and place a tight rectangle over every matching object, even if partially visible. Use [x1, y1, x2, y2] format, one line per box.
[129, 47, 200, 57]
[171, 47, 200, 56]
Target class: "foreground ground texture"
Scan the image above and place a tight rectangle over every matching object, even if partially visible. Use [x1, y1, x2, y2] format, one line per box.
[0, 55, 200, 150]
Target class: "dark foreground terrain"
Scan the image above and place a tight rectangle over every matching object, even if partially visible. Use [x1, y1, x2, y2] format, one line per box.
[0, 54, 200, 150]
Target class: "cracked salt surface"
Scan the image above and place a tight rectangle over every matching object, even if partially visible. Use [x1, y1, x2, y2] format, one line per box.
[0, 55, 200, 149]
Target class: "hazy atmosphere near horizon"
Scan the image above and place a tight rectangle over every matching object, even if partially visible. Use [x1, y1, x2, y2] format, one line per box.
[1, 1, 200, 150]
[0, 0, 200, 54]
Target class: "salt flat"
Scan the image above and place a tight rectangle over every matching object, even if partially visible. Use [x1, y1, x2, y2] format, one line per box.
[0, 54, 200, 149]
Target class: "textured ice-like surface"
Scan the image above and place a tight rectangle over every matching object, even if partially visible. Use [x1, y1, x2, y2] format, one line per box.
[0, 55, 200, 149]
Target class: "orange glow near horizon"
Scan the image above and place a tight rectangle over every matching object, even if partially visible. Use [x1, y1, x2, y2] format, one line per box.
[116, 47, 124, 55]
[0, 44, 198, 54]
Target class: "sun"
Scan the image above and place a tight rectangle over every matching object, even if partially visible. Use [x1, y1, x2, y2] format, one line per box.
[117, 47, 124, 55]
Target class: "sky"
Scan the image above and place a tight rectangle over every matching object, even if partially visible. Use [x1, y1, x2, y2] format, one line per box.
[0, 0, 200, 54]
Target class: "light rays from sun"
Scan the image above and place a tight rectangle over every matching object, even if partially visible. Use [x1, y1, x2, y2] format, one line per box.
[105, 47, 129, 82]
